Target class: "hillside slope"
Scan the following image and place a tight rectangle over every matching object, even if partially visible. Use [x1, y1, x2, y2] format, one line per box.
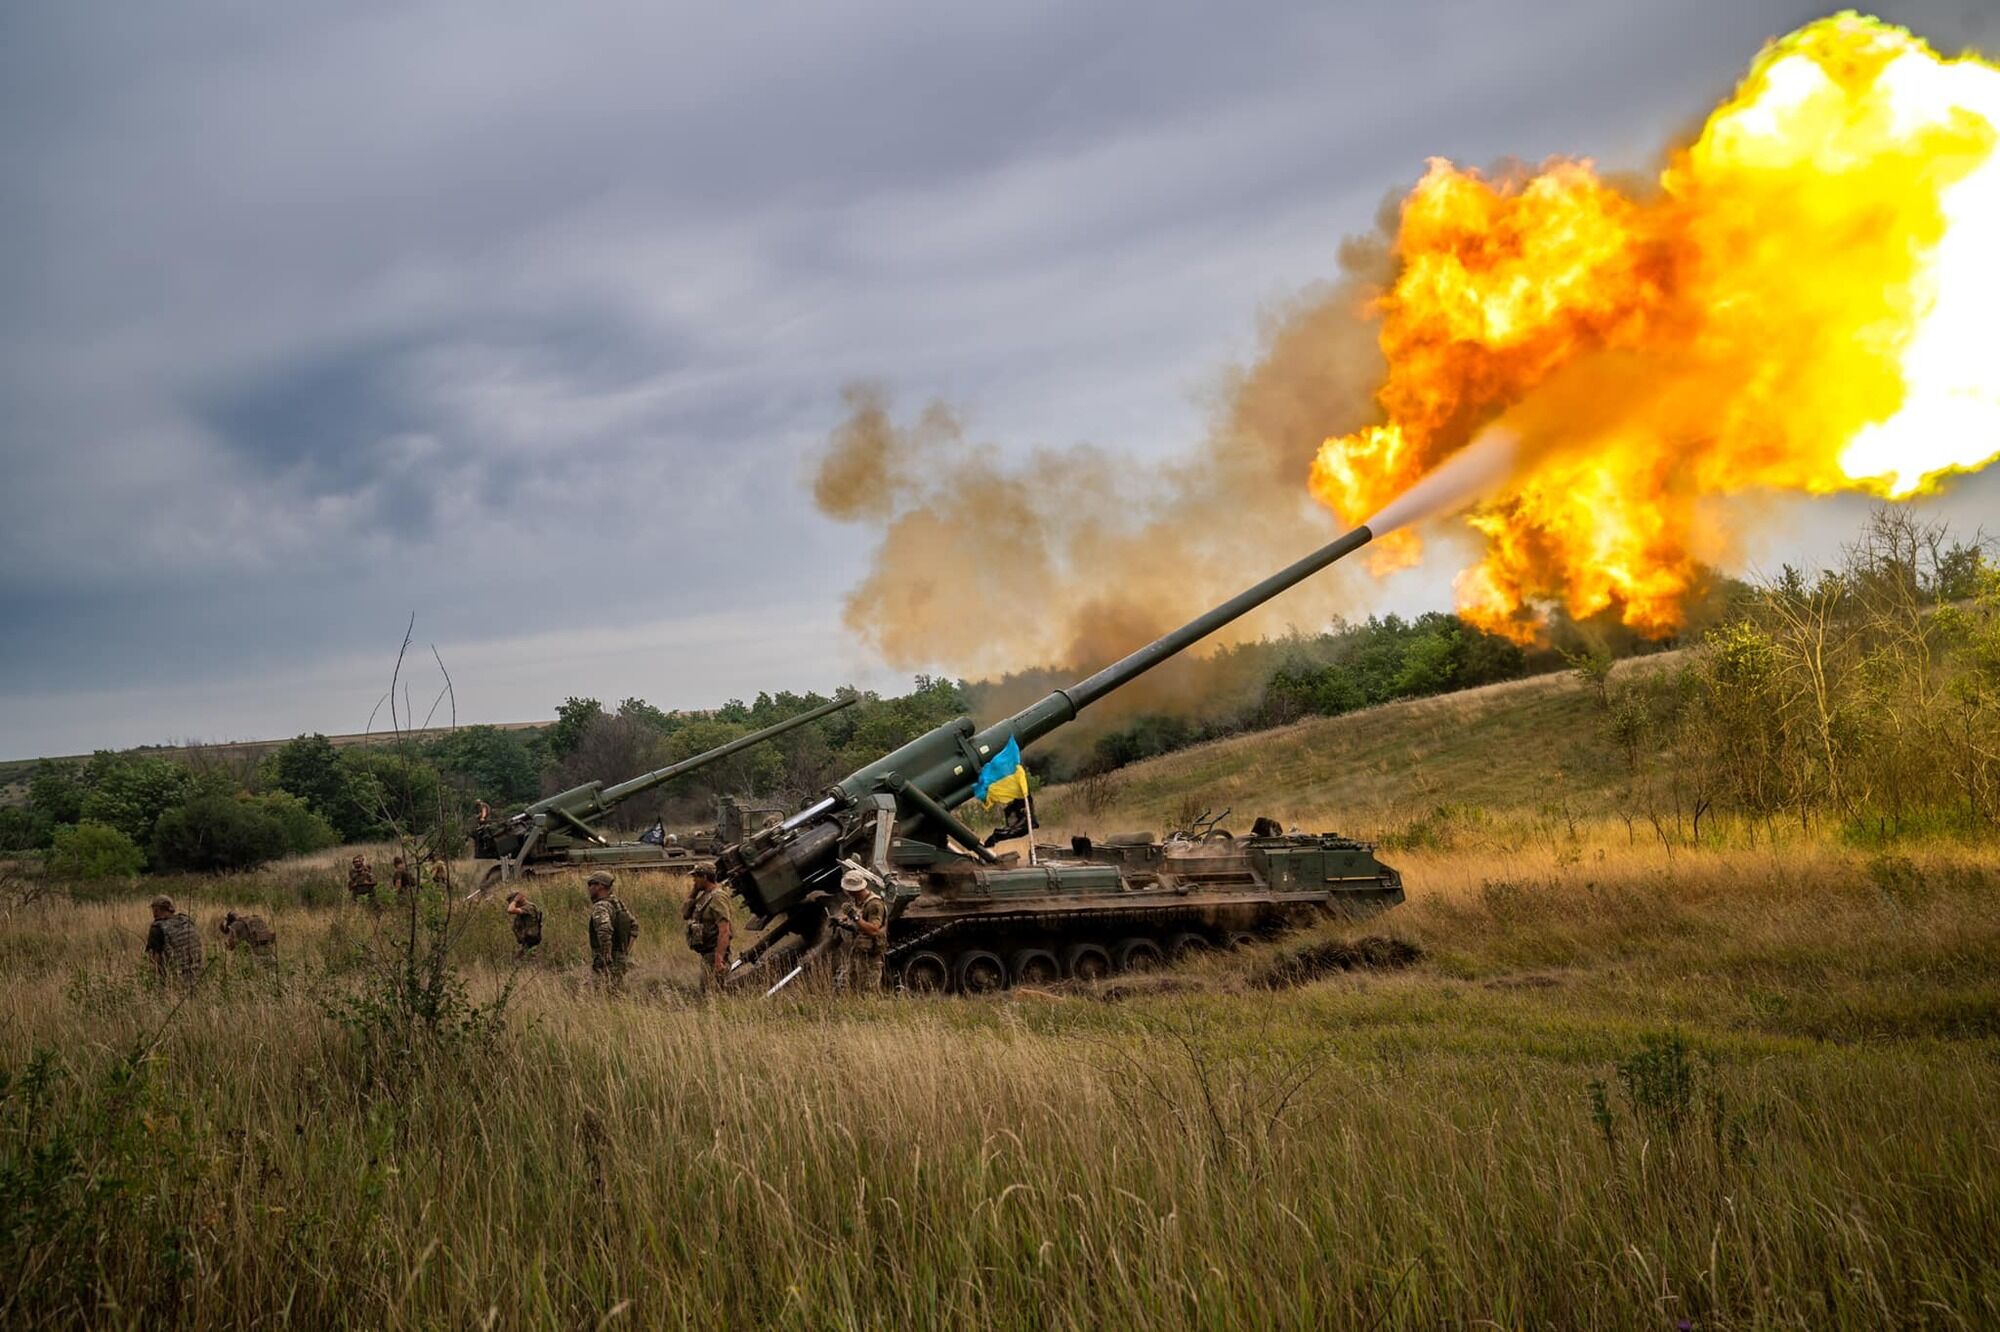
[1041, 655, 1677, 838]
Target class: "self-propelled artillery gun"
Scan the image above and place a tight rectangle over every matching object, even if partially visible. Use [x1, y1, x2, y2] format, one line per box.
[469, 695, 855, 891]
[720, 525, 1404, 992]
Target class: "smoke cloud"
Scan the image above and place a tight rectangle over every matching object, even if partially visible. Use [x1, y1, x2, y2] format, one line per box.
[814, 229, 1399, 712]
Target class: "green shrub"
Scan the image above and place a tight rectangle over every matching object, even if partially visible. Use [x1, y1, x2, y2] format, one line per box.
[247, 790, 338, 856]
[46, 821, 144, 879]
[149, 794, 291, 873]
[0, 805, 52, 852]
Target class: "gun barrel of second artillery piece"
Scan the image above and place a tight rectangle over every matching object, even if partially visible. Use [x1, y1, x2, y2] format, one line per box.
[596, 694, 857, 806]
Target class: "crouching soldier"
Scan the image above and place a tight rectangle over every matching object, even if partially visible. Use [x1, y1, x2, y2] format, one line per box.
[219, 910, 278, 961]
[506, 890, 544, 961]
[682, 866, 733, 992]
[586, 871, 638, 990]
[832, 870, 889, 993]
[144, 895, 203, 987]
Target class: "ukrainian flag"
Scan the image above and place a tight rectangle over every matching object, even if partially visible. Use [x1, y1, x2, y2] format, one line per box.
[974, 736, 1030, 807]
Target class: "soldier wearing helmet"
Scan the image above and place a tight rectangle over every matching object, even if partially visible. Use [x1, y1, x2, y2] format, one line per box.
[585, 870, 638, 989]
[831, 869, 889, 993]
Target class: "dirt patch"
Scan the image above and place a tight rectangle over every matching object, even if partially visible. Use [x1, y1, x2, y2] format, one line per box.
[1483, 973, 1564, 991]
[1255, 935, 1424, 989]
[1093, 975, 1210, 1003]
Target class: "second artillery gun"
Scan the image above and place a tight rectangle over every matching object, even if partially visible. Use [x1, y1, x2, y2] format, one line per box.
[721, 525, 1405, 993]
[469, 695, 855, 891]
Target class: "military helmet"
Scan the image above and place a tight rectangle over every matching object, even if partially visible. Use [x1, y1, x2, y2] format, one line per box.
[149, 894, 175, 913]
[586, 870, 614, 888]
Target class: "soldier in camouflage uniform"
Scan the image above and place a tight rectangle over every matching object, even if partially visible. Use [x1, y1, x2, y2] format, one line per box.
[218, 910, 278, 961]
[831, 870, 889, 993]
[681, 866, 733, 992]
[505, 890, 544, 961]
[586, 870, 638, 990]
[347, 854, 378, 908]
[390, 854, 419, 898]
[144, 895, 203, 986]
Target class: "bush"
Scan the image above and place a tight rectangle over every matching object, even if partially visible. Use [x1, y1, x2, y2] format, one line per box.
[0, 806, 53, 852]
[247, 791, 339, 856]
[149, 794, 291, 873]
[47, 821, 145, 879]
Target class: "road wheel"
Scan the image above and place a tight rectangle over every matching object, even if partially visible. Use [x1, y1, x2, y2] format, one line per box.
[1227, 932, 1257, 949]
[1114, 937, 1165, 973]
[1008, 949, 1061, 987]
[1168, 932, 1212, 961]
[899, 951, 950, 994]
[955, 950, 1008, 994]
[1062, 943, 1112, 982]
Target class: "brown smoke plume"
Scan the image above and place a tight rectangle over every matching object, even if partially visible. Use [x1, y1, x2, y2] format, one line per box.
[815, 228, 1398, 724]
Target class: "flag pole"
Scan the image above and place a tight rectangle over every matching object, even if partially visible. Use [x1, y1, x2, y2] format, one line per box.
[1024, 770, 1036, 866]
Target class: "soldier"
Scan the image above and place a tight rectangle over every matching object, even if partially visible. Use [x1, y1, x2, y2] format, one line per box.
[390, 853, 419, 898]
[681, 866, 733, 991]
[982, 797, 1030, 848]
[143, 895, 203, 986]
[831, 869, 889, 993]
[347, 853, 378, 907]
[505, 890, 544, 961]
[585, 870, 638, 989]
[426, 855, 450, 894]
[218, 910, 278, 961]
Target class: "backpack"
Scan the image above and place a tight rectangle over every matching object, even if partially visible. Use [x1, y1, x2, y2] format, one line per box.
[685, 888, 722, 952]
[610, 897, 639, 952]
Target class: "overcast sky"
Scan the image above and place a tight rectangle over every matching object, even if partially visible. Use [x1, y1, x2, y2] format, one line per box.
[3, 0, 1995, 758]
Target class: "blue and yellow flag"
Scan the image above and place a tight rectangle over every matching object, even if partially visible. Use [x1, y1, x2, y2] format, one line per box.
[974, 736, 1030, 808]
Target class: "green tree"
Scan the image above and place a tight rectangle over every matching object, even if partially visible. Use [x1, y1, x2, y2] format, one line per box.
[547, 697, 604, 761]
[247, 791, 339, 856]
[432, 726, 540, 806]
[268, 734, 352, 828]
[0, 807, 53, 852]
[47, 820, 145, 879]
[339, 749, 447, 837]
[27, 760, 88, 826]
[77, 755, 193, 848]
[149, 794, 302, 872]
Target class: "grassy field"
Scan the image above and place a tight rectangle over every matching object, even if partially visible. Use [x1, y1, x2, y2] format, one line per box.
[3, 819, 1997, 1329]
[1031, 656, 1674, 839]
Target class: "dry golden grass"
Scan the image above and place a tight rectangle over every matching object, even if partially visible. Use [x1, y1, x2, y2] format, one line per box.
[1035, 656, 1676, 837]
[4, 827, 1997, 1328]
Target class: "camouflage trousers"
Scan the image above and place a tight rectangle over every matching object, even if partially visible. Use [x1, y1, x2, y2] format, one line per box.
[591, 958, 630, 992]
[834, 951, 884, 994]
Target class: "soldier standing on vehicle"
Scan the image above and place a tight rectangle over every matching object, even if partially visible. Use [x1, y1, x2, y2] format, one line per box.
[681, 866, 733, 992]
[347, 854, 378, 907]
[982, 797, 1030, 848]
[506, 890, 544, 961]
[586, 870, 637, 990]
[144, 895, 202, 986]
[218, 910, 278, 961]
[832, 870, 889, 993]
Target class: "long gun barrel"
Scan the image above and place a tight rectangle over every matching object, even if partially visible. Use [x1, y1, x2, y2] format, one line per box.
[724, 525, 1375, 919]
[528, 694, 856, 829]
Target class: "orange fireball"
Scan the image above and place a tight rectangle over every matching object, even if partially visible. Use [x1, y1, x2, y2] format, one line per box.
[1311, 13, 2000, 641]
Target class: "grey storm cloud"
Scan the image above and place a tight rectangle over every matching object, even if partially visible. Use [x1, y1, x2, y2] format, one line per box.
[1, 0, 1994, 755]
